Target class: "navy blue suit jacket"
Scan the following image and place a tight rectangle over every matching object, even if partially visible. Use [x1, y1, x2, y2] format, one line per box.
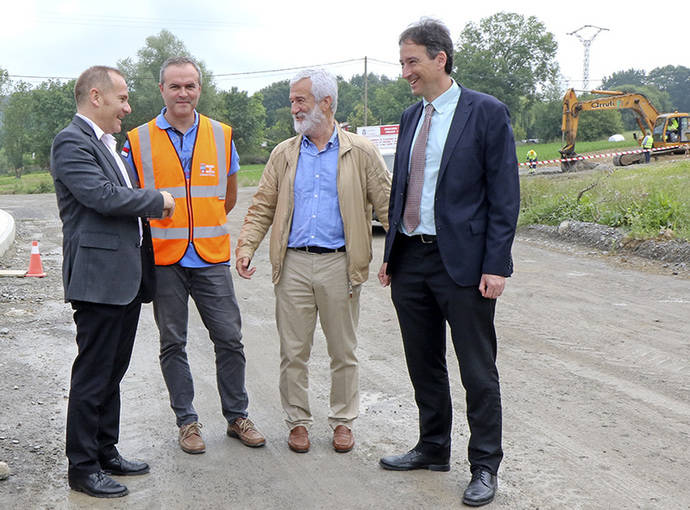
[383, 84, 520, 286]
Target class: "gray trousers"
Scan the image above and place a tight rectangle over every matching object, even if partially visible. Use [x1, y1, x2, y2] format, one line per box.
[153, 264, 248, 427]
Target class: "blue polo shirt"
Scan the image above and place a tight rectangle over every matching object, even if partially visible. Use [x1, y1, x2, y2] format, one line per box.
[123, 108, 240, 267]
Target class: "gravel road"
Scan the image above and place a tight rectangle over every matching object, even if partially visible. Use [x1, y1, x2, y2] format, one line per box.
[1, 191, 688, 509]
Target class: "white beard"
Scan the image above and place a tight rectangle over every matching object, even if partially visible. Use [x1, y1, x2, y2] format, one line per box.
[293, 105, 326, 136]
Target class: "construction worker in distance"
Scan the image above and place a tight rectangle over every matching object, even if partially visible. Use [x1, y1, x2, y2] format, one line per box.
[666, 117, 679, 142]
[526, 148, 537, 173]
[641, 131, 654, 163]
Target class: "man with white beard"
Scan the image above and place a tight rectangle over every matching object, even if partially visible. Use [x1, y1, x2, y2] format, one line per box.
[236, 68, 391, 454]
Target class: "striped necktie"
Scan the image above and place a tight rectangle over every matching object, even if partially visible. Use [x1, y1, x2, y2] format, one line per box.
[403, 103, 434, 233]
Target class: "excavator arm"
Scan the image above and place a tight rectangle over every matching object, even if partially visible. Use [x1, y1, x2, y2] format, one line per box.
[560, 88, 659, 160]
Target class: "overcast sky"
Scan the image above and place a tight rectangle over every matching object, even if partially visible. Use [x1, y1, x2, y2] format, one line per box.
[2, 0, 686, 96]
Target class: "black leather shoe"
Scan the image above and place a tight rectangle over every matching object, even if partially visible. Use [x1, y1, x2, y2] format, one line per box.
[100, 454, 150, 476]
[68, 470, 128, 498]
[462, 469, 497, 507]
[379, 449, 450, 472]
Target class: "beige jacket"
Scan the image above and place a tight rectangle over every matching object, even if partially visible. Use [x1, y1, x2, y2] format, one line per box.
[236, 124, 391, 285]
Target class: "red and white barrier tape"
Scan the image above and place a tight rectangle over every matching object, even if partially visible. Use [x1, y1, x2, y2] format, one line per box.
[519, 144, 690, 167]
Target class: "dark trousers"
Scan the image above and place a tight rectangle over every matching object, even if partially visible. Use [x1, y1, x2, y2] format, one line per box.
[153, 264, 248, 427]
[389, 234, 503, 474]
[66, 293, 142, 477]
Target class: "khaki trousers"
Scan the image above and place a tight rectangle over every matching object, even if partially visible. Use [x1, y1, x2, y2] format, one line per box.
[275, 249, 360, 430]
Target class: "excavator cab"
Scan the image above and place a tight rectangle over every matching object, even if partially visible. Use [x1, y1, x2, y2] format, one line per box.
[654, 114, 690, 146]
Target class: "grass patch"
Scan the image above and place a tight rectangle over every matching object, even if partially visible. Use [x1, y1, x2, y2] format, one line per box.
[237, 164, 264, 187]
[519, 160, 690, 241]
[516, 131, 638, 162]
[0, 172, 55, 194]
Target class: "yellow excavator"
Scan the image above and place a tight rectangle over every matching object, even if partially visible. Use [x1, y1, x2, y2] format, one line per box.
[560, 88, 690, 170]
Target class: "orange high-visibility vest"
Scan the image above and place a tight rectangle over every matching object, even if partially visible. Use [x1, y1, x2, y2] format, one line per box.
[127, 115, 232, 265]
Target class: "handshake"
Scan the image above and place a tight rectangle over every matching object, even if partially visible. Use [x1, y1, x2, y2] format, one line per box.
[159, 191, 176, 219]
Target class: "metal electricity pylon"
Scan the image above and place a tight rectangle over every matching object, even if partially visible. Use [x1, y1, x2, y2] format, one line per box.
[568, 25, 609, 89]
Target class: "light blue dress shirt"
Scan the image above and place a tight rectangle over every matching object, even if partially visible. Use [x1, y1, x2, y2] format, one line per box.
[287, 126, 345, 249]
[402, 80, 461, 236]
[123, 107, 240, 267]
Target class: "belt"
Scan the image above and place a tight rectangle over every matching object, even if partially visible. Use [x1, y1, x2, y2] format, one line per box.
[290, 245, 346, 254]
[402, 233, 436, 244]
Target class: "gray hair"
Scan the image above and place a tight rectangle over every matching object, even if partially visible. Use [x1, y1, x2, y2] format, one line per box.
[290, 68, 338, 114]
[160, 57, 202, 85]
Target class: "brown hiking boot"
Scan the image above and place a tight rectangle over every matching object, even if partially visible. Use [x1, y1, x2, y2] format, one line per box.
[226, 417, 266, 447]
[179, 422, 205, 454]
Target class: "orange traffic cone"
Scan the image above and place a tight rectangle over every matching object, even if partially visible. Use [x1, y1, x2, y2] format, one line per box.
[25, 240, 46, 278]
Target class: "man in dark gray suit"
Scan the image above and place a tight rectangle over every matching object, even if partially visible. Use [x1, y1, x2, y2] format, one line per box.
[50, 65, 175, 498]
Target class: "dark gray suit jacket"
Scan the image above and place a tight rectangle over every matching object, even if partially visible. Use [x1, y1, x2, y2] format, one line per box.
[50, 115, 164, 305]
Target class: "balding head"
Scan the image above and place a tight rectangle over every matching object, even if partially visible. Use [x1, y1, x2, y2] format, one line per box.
[74, 66, 124, 107]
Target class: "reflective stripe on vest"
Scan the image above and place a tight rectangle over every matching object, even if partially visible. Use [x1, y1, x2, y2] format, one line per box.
[128, 115, 232, 265]
[150, 225, 228, 240]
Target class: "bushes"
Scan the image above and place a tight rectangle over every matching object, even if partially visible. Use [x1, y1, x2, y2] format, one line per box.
[519, 161, 690, 240]
[0, 172, 55, 194]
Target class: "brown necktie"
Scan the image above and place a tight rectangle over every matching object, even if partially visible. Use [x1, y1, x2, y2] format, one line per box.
[403, 103, 434, 233]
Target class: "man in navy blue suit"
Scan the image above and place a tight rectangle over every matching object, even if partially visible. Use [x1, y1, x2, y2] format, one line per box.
[377, 18, 520, 507]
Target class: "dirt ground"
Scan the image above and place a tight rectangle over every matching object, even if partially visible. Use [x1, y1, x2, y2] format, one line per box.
[1, 190, 688, 510]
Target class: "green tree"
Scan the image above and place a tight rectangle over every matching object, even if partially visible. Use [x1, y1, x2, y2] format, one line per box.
[0, 82, 33, 177]
[0, 67, 9, 95]
[220, 87, 266, 160]
[600, 65, 689, 114]
[346, 103, 378, 131]
[528, 99, 562, 142]
[0, 67, 9, 171]
[336, 78, 361, 125]
[27, 80, 76, 168]
[117, 29, 223, 139]
[259, 80, 290, 128]
[647, 65, 690, 113]
[453, 12, 559, 119]
[601, 68, 647, 89]
[369, 78, 416, 124]
[264, 106, 293, 150]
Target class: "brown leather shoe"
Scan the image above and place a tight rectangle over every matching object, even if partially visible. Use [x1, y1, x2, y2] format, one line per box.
[288, 426, 310, 453]
[333, 425, 354, 453]
[227, 417, 266, 447]
[179, 422, 205, 454]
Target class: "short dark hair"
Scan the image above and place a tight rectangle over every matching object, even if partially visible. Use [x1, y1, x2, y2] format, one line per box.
[74, 66, 123, 106]
[160, 57, 202, 85]
[399, 18, 454, 75]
